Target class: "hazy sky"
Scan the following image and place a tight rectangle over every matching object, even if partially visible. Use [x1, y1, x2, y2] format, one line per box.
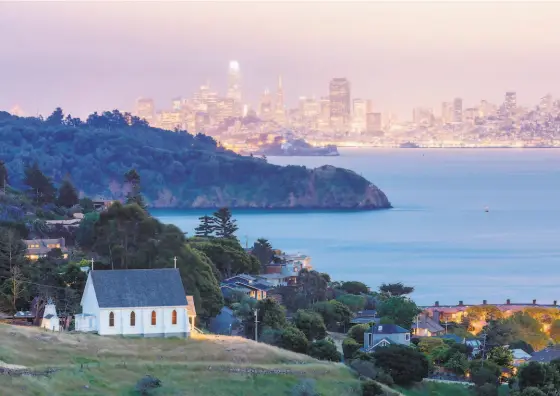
[1, 1, 560, 119]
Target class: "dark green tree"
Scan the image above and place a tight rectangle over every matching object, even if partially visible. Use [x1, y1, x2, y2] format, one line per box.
[346, 324, 371, 344]
[342, 338, 361, 359]
[0, 228, 27, 281]
[79, 197, 95, 213]
[361, 381, 383, 396]
[211, 208, 238, 238]
[0, 160, 8, 190]
[372, 345, 429, 386]
[23, 162, 56, 205]
[379, 282, 414, 297]
[308, 339, 341, 362]
[297, 269, 328, 306]
[487, 346, 514, 369]
[46, 107, 64, 125]
[339, 281, 369, 295]
[277, 326, 308, 354]
[251, 238, 274, 268]
[194, 215, 215, 237]
[56, 177, 79, 208]
[293, 309, 327, 341]
[312, 300, 353, 331]
[376, 296, 421, 329]
[124, 168, 147, 210]
[336, 294, 367, 312]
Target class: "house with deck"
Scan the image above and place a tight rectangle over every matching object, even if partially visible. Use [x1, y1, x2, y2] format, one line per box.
[24, 238, 69, 260]
[221, 274, 274, 301]
[75, 268, 192, 337]
[412, 313, 445, 337]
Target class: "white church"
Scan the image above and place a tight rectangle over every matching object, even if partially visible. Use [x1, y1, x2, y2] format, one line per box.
[75, 268, 194, 337]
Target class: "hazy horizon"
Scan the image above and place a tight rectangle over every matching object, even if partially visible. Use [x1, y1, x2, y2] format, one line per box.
[2, 1, 560, 119]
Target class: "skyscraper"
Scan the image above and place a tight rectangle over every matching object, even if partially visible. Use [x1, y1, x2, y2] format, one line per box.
[366, 113, 382, 134]
[135, 98, 155, 124]
[504, 91, 516, 115]
[441, 102, 453, 124]
[352, 98, 366, 133]
[329, 78, 351, 129]
[227, 61, 242, 103]
[276, 75, 284, 112]
[453, 98, 463, 122]
[539, 93, 553, 114]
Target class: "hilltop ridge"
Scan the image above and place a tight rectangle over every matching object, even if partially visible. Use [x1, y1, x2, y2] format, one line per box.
[0, 110, 391, 210]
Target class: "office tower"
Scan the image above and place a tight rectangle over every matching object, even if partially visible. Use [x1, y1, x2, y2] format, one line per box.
[478, 100, 488, 117]
[366, 113, 382, 134]
[135, 98, 155, 124]
[413, 107, 434, 126]
[259, 88, 273, 120]
[464, 108, 477, 124]
[329, 78, 351, 128]
[227, 61, 242, 103]
[302, 97, 320, 118]
[441, 102, 453, 124]
[453, 98, 463, 122]
[157, 110, 183, 131]
[504, 91, 516, 115]
[172, 97, 182, 111]
[352, 98, 367, 133]
[276, 75, 284, 112]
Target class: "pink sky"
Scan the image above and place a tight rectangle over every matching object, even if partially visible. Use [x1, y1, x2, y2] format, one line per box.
[1, 1, 560, 119]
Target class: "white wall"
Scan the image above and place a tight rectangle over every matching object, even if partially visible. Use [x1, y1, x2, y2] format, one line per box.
[98, 306, 190, 336]
[80, 276, 100, 331]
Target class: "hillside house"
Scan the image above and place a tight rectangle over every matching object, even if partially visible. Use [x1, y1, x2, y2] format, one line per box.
[412, 313, 445, 337]
[350, 310, 380, 325]
[512, 349, 532, 367]
[75, 269, 192, 337]
[363, 324, 411, 352]
[221, 274, 274, 301]
[24, 238, 69, 260]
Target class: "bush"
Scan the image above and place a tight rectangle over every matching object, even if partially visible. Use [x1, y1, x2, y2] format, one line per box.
[278, 326, 309, 354]
[135, 375, 161, 395]
[291, 379, 319, 396]
[475, 383, 498, 396]
[347, 324, 371, 344]
[361, 380, 383, 396]
[342, 338, 362, 359]
[520, 388, 546, 396]
[308, 339, 341, 362]
[372, 345, 429, 386]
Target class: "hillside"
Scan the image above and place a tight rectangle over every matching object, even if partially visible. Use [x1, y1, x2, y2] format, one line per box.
[0, 111, 391, 210]
[0, 324, 360, 395]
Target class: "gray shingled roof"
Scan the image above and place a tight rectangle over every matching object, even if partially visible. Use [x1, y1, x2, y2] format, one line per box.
[90, 269, 187, 308]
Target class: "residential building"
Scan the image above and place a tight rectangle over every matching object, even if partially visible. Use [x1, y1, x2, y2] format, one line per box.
[511, 349, 532, 367]
[24, 238, 68, 260]
[530, 346, 560, 363]
[350, 310, 380, 325]
[74, 269, 192, 337]
[209, 307, 240, 335]
[363, 324, 411, 352]
[221, 274, 274, 300]
[135, 98, 155, 125]
[45, 218, 82, 229]
[412, 313, 445, 337]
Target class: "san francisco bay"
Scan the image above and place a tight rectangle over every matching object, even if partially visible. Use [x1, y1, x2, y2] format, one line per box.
[153, 148, 560, 306]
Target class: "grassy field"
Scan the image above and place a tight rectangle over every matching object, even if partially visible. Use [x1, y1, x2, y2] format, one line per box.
[0, 324, 361, 395]
[396, 382, 474, 396]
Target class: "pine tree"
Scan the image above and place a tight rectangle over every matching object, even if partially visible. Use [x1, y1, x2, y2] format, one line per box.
[124, 168, 147, 210]
[23, 162, 56, 205]
[211, 207, 238, 238]
[194, 215, 215, 237]
[56, 177, 79, 208]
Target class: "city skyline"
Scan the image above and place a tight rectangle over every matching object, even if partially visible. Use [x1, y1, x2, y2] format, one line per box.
[2, 1, 560, 119]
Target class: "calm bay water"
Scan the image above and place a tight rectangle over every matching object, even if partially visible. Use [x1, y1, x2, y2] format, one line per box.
[153, 148, 560, 306]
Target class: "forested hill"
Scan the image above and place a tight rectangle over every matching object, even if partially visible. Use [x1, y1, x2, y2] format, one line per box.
[0, 110, 391, 209]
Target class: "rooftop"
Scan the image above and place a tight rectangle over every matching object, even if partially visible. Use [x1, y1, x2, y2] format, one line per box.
[370, 324, 409, 335]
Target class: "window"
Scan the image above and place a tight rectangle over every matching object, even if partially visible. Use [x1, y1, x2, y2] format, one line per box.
[151, 310, 157, 326]
[405, 334, 410, 341]
[109, 312, 115, 327]
[172, 310, 177, 325]
[130, 311, 136, 327]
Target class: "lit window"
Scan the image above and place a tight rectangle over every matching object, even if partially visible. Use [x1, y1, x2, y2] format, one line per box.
[172, 310, 177, 325]
[130, 311, 136, 326]
[109, 312, 115, 327]
[151, 310, 157, 326]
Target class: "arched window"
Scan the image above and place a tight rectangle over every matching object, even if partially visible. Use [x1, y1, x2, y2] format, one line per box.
[130, 311, 136, 327]
[151, 310, 157, 326]
[172, 310, 177, 325]
[109, 311, 115, 327]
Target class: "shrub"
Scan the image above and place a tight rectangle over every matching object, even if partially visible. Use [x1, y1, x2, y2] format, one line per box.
[342, 338, 362, 359]
[372, 345, 429, 386]
[291, 379, 319, 396]
[347, 324, 371, 344]
[361, 380, 383, 396]
[308, 339, 341, 362]
[135, 375, 161, 395]
[278, 326, 309, 354]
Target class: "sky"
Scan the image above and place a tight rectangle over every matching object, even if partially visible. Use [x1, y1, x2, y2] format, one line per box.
[1, 1, 560, 120]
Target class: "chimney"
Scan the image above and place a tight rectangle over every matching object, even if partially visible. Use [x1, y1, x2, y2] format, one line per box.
[533, 299, 537, 305]
[506, 299, 511, 305]
[459, 301, 463, 306]
[483, 300, 487, 305]
[435, 301, 439, 307]
[554, 300, 557, 307]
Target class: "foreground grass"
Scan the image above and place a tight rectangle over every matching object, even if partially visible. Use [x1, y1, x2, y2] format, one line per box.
[396, 381, 474, 396]
[0, 324, 360, 395]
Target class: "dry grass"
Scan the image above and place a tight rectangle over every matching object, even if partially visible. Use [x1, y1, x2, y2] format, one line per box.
[0, 324, 361, 395]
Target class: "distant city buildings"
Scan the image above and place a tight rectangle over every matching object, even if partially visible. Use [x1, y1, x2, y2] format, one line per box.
[504, 91, 517, 116]
[453, 98, 463, 123]
[329, 78, 351, 131]
[135, 98, 155, 124]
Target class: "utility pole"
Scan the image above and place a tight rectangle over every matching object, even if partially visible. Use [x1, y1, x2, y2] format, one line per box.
[445, 319, 449, 334]
[174, 256, 177, 269]
[91, 258, 94, 271]
[480, 331, 488, 369]
[254, 309, 259, 342]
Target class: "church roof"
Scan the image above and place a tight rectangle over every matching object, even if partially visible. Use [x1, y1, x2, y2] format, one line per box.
[90, 269, 187, 308]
